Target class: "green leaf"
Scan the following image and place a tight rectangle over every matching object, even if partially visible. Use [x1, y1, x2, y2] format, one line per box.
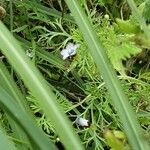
[36, 50, 66, 70]
[15, 35, 67, 70]
[104, 130, 127, 150]
[12, 25, 29, 33]
[0, 61, 29, 111]
[15, 0, 74, 23]
[108, 37, 142, 74]
[126, 0, 150, 39]
[0, 86, 56, 150]
[0, 21, 83, 150]
[0, 125, 17, 150]
[64, 0, 150, 149]
[116, 18, 140, 34]
[0, 61, 31, 149]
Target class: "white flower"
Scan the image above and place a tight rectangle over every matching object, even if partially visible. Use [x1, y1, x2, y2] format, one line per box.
[26, 48, 34, 58]
[75, 117, 90, 127]
[60, 43, 80, 60]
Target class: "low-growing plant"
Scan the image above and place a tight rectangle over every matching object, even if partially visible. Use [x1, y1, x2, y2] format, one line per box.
[0, 0, 150, 150]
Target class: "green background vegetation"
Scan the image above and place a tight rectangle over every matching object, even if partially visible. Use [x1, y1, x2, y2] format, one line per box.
[0, 0, 150, 149]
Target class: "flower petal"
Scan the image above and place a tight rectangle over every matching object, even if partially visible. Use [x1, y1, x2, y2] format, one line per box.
[60, 43, 80, 60]
[76, 117, 89, 127]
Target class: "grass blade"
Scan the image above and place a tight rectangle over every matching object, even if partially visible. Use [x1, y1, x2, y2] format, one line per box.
[0, 61, 32, 149]
[15, 0, 74, 23]
[15, 35, 67, 70]
[0, 86, 56, 150]
[0, 61, 29, 110]
[0, 21, 83, 150]
[64, 0, 150, 149]
[36, 50, 66, 70]
[0, 125, 17, 150]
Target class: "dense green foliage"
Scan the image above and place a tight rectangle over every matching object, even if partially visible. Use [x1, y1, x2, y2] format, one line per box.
[0, 0, 150, 150]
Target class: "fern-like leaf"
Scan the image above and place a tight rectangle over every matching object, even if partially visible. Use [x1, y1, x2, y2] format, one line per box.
[97, 21, 142, 75]
[26, 88, 73, 135]
[107, 35, 142, 75]
[71, 15, 142, 75]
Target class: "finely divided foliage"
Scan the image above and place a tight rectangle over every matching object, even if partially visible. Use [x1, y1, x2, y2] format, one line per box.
[0, 0, 150, 150]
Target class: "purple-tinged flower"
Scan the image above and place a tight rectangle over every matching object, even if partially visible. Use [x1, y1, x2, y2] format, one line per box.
[60, 43, 80, 60]
[75, 117, 90, 127]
